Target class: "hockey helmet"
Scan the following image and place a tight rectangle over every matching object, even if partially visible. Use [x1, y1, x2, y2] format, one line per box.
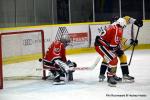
[60, 34, 71, 46]
[116, 18, 127, 28]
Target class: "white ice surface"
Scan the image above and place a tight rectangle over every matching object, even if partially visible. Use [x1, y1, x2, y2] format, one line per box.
[0, 49, 150, 100]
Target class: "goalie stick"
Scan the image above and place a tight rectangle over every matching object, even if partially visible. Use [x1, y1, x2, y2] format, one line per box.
[38, 58, 92, 71]
[38, 57, 100, 71]
[36, 65, 92, 71]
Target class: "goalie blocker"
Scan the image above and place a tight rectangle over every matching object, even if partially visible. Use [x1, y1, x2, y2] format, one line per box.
[39, 58, 77, 81]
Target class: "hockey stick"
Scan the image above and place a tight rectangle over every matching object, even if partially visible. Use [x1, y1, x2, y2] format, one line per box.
[36, 66, 93, 71]
[38, 57, 100, 71]
[38, 59, 96, 71]
[128, 27, 140, 66]
[124, 45, 133, 51]
[88, 56, 101, 70]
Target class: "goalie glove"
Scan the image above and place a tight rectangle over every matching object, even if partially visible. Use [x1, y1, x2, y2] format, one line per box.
[66, 60, 77, 72]
[66, 60, 77, 67]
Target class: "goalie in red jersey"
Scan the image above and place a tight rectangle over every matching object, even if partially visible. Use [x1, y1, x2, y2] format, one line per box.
[94, 18, 127, 87]
[44, 34, 76, 85]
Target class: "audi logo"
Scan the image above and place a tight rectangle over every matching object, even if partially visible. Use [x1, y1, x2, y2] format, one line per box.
[23, 38, 51, 46]
[23, 39, 33, 46]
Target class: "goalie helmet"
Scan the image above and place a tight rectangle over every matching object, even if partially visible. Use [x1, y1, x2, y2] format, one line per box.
[60, 34, 71, 47]
[116, 18, 127, 28]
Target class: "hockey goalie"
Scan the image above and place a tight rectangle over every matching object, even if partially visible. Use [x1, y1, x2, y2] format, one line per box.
[41, 34, 77, 85]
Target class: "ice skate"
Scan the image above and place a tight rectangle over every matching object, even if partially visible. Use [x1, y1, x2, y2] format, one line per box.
[99, 74, 106, 82]
[113, 75, 122, 82]
[53, 76, 66, 85]
[107, 76, 117, 87]
[53, 73, 66, 85]
[53, 80, 65, 85]
[122, 74, 134, 83]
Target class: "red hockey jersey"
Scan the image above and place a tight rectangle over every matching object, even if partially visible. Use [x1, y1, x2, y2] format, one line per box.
[44, 40, 67, 62]
[101, 24, 123, 48]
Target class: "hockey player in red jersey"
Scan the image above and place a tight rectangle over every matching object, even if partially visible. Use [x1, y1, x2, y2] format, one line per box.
[45, 37, 67, 63]
[44, 34, 76, 84]
[98, 16, 143, 83]
[94, 18, 127, 86]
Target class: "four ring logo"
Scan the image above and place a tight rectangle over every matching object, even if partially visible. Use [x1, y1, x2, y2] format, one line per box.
[23, 39, 33, 46]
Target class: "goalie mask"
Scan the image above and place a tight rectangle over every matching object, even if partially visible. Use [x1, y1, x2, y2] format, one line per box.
[60, 34, 71, 47]
[116, 18, 127, 28]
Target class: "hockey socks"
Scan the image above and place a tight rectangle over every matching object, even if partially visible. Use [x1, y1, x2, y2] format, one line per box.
[120, 63, 129, 75]
[107, 67, 117, 87]
[121, 63, 134, 82]
[100, 62, 108, 75]
[107, 72, 117, 87]
[99, 62, 108, 82]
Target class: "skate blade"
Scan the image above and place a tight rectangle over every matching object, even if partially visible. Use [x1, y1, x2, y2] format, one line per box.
[122, 79, 134, 83]
[116, 80, 122, 83]
[108, 83, 116, 87]
[98, 76, 105, 82]
[99, 79, 105, 82]
[53, 81, 66, 85]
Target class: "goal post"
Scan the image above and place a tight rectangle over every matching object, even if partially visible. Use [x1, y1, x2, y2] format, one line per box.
[0, 30, 46, 89]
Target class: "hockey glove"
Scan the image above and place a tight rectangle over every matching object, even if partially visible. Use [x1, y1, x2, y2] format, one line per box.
[130, 39, 138, 46]
[109, 45, 119, 52]
[116, 49, 124, 57]
[134, 19, 143, 27]
[98, 27, 106, 35]
[94, 36, 102, 46]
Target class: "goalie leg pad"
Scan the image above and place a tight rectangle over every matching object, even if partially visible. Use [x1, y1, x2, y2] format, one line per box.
[54, 59, 69, 72]
[68, 71, 73, 81]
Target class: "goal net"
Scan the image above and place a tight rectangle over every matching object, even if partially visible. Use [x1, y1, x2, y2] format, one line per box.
[0, 30, 46, 89]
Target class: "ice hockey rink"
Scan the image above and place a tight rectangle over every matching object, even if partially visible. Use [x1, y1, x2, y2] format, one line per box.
[0, 49, 150, 100]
